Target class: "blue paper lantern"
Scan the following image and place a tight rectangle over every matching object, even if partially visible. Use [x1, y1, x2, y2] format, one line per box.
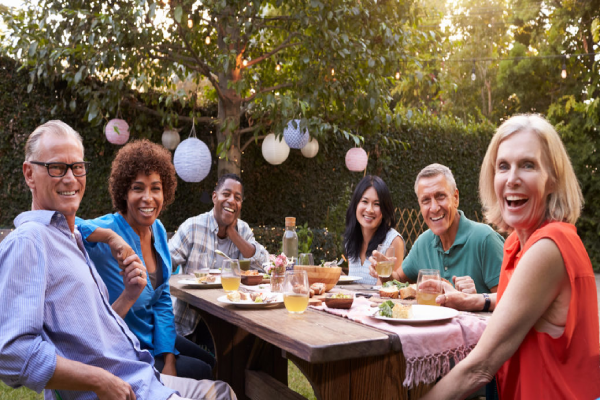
[173, 137, 212, 182]
[283, 119, 309, 149]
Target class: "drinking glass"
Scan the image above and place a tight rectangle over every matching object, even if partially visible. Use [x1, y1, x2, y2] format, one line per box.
[283, 270, 310, 314]
[298, 253, 314, 266]
[221, 259, 241, 292]
[373, 244, 395, 279]
[187, 253, 210, 282]
[416, 269, 442, 307]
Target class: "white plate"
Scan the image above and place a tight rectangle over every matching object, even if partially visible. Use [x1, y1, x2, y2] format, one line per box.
[337, 275, 363, 284]
[178, 278, 222, 288]
[209, 269, 221, 274]
[217, 294, 284, 308]
[370, 305, 459, 324]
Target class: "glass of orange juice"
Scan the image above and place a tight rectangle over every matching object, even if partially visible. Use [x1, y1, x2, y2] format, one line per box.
[283, 270, 310, 314]
[374, 244, 395, 279]
[221, 260, 241, 292]
[416, 269, 442, 306]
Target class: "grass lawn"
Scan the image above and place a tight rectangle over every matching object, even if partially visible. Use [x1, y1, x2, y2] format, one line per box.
[0, 361, 315, 399]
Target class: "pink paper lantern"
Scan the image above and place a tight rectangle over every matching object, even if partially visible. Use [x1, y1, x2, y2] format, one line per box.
[345, 148, 368, 172]
[105, 119, 130, 145]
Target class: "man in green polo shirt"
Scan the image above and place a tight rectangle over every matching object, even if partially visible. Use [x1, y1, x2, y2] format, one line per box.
[374, 163, 503, 293]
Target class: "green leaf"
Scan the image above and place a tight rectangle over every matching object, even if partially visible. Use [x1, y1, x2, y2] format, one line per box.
[28, 41, 38, 57]
[174, 6, 183, 24]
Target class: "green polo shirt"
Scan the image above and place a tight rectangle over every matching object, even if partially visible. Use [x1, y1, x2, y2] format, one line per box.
[402, 210, 503, 293]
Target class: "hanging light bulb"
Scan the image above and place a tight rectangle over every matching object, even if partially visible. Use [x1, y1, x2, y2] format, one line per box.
[187, 19, 193, 28]
[205, 35, 211, 45]
[331, 67, 335, 76]
[275, 61, 281, 72]
[242, 58, 249, 67]
[561, 60, 567, 79]
[395, 71, 400, 80]
[471, 64, 476, 81]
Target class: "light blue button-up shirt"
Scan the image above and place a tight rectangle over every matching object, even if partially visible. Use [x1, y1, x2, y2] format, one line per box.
[0, 211, 175, 400]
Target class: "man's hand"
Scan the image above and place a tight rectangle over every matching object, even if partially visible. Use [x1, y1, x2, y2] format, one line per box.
[106, 233, 137, 269]
[120, 254, 147, 303]
[429, 281, 482, 311]
[225, 218, 238, 238]
[96, 370, 136, 400]
[161, 353, 177, 377]
[453, 275, 476, 294]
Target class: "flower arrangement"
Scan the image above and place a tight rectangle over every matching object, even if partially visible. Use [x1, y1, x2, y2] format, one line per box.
[265, 253, 289, 274]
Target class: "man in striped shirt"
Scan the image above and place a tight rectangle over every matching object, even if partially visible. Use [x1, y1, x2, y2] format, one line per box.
[169, 173, 269, 336]
[0, 121, 235, 400]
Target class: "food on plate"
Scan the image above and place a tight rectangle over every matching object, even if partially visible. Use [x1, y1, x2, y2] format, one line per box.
[400, 284, 417, 299]
[241, 270, 259, 276]
[377, 300, 414, 319]
[292, 283, 307, 294]
[309, 289, 315, 298]
[239, 292, 250, 301]
[227, 291, 241, 302]
[392, 303, 414, 319]
[379, 286, 399, 299]
[310, 282, 326, 295]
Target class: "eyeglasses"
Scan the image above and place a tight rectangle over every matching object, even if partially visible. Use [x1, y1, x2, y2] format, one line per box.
[29, 161, 90, 177]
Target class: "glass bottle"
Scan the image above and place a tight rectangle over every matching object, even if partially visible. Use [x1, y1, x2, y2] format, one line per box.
[282, 217, 299, 266]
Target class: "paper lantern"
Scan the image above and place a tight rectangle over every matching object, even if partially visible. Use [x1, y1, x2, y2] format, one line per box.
[261, 133, 290, 165]
[283, 119, 309, 149]
[105, 119, 130, 145]
[161, 129, 180, 150]
[301, 138, 319, 158]
[173, 138, 212, 182]
[345, 148, 368, 172]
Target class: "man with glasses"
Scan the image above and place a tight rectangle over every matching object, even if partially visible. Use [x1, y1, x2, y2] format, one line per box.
[0, 120, 235, 400]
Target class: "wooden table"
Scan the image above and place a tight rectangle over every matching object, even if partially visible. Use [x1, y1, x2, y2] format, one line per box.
[170, 278, 434, 400]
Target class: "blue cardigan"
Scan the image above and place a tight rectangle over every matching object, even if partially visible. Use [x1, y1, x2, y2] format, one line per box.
[76, 213, 179, 357]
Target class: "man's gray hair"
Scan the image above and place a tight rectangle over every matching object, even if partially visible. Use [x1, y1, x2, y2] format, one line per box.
[25, 120, 84, 161]
[414, 163, 457, 194]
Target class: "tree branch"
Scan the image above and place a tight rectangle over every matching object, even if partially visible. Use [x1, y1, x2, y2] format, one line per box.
[244, 33, 302, 68]
[121, 97, 216, 124]
[241, 134, 267, 152]
[173, 19, 224, 99]
[242, 83, 293, 103]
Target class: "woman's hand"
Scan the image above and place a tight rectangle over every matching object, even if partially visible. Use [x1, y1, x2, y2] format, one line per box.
[161, 353, 177, 377]
[368, 251, 396, 280]
[121, 255, 147, 303]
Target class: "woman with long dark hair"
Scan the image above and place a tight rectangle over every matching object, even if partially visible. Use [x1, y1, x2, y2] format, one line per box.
[344, 175, 405, 285]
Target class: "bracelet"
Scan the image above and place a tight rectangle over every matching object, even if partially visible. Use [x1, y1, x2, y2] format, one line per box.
[482, 293, 491, 312]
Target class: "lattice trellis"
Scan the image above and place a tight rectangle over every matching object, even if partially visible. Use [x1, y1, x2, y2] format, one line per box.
[395, 208, 484, 251]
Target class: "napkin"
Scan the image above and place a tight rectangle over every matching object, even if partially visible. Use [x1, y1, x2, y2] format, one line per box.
[311, 297, 488, 388]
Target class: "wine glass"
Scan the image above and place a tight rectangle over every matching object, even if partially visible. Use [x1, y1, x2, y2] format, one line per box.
[298, 253, 314, 266]
[187, 253, 210, 282]
[283, 270, 310, 314]
[221, 259, 241, 292]
[416, 269, 442, 307]
[373, 244, 395, 279]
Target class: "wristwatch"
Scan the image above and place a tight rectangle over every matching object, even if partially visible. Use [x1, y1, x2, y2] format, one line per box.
[482, 293, 491, 312]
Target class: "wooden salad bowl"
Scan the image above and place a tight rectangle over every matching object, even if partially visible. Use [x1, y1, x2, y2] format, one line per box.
[293, 265, 342, 292]
[324, 294, 354, 309]
[241, 274, 263, 286]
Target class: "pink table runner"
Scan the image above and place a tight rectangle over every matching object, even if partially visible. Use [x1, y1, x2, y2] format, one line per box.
[311, 297, 488, 388]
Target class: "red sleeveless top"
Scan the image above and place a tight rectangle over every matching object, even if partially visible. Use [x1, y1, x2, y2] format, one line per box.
[496, 222, 600, 400]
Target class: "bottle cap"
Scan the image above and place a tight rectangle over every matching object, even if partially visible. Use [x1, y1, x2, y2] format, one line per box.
[285, 217, 296, 227]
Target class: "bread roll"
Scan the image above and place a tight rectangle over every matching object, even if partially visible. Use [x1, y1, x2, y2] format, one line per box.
[379, 286, 399, 299]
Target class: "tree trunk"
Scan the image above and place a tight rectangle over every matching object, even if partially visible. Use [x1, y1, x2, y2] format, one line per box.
[216, 95, 242, 177]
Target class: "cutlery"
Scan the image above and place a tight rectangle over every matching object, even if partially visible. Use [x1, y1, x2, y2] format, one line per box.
[215, 249, 233, 261]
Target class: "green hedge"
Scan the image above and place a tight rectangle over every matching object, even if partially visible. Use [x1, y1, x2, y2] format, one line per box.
[2, 56, 597, 270]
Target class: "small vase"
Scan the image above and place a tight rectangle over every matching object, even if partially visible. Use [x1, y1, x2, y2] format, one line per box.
[271, 270, 286, 293]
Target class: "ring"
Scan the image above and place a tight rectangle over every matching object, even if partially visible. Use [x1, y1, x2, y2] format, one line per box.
[139, 271, 143, 278]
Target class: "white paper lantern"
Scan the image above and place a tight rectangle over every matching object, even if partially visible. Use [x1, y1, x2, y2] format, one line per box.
[161, 129, 181, 150]
[105, 119, 130, 145]
[301, 137, 319, 158]
[283, 119, 310, 149]
[173, 138, 212, 182]
[345, 148, 368, 172]
[261, 133, 290, 165]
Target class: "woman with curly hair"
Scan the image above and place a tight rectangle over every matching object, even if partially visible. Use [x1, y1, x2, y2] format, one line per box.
[77, 139, 215, 380]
